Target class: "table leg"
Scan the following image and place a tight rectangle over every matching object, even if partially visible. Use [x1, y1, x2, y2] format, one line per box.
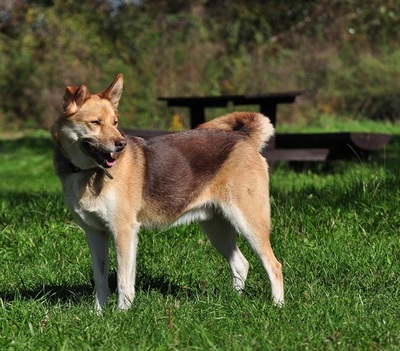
[259, 103, 277, 127]
[189, 106, 206, 129]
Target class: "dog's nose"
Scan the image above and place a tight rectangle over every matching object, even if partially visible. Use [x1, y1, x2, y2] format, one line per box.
[115, 138, 126, 152]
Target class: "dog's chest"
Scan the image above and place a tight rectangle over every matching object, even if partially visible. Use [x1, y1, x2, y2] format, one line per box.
[63, 175, 117, 230]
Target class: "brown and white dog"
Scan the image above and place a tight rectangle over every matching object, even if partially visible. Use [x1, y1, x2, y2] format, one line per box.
[51, 74, 284, 312]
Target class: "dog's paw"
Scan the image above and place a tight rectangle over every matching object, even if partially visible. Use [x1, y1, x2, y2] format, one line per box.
[92, 301, 106, 315]
[118, 296, 134, 311]
[273, 297, 284, 307]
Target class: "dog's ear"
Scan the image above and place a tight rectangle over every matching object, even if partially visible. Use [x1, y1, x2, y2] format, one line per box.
[98, 74, 123, 110]
[63, 85, 91, 116]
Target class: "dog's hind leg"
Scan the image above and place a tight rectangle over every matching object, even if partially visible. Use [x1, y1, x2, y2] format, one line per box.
[224, 205, 284, 306]
[199, 214, 249, 291]
[85, 228, 110, 312]
[113, 222, 140, 310]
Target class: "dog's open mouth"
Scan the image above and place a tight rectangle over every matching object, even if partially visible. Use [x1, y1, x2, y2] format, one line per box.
[81, 140, 116, 168]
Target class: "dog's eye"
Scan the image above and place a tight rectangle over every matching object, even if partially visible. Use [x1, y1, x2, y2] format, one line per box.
[114, 119, 118, 126]
[90, 120, 101, 126]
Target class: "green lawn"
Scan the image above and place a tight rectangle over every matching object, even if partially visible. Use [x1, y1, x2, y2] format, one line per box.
[0, 130, 399, 350]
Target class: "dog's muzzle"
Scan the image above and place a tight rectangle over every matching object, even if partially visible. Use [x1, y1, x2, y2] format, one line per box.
[81, 138, 126, 168]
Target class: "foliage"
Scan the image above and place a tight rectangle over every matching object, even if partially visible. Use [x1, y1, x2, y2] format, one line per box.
[0, 0, 400, 131]
[327, 50, 400, 121]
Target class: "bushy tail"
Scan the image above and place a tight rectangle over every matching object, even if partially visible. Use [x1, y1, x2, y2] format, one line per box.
[197, 111, 274, 151]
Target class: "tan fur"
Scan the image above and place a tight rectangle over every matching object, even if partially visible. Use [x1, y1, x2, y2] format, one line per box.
[51, 74, 284, 312]
[197, 111, 275, 152]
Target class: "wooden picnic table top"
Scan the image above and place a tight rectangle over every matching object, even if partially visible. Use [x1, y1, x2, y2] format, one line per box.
[158, 91, 303, 105]
[158, 91, 304, 128]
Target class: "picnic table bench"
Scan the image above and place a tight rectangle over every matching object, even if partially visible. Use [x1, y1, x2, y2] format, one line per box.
[276, 132, 391, 160]
[128, 93, 391, 164]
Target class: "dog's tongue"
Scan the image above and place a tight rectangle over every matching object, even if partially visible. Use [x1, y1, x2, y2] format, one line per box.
[105, 158, 116, 167]
[102, 153, 116, 168]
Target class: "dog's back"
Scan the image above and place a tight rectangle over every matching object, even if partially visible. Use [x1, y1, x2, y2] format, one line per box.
[137, 112, 274, 226]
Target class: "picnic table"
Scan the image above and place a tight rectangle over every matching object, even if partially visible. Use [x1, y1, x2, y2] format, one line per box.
[158, 92, 326, 162]
[157, 93, 391, 163]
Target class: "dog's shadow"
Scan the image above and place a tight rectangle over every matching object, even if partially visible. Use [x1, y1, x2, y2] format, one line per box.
[0, 271, 197, 306]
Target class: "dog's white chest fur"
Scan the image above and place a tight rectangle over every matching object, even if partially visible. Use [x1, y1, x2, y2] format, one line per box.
[63, 174, 117, 231]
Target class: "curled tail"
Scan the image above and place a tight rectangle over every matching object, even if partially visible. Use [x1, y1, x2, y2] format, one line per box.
[197, 111, 274, 151]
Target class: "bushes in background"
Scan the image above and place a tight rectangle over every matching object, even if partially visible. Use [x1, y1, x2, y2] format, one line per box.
[0, 0, 399, 131]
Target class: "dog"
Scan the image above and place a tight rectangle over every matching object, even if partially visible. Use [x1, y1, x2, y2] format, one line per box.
[51, 74, 284, 312]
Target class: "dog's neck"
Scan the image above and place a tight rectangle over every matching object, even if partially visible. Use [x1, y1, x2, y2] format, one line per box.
[54, 144, 114, 180]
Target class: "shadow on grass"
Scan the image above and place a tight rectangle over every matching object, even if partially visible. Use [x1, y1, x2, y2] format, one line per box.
[0, 271, 199, 306]
[0, 282, 94, 305]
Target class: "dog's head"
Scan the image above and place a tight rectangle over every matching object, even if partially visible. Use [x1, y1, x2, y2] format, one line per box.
[51, 74, 127, 171]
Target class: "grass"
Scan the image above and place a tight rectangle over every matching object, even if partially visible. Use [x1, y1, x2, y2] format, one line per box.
[0, 129, 400, 350]
[277, 113, 400, 134]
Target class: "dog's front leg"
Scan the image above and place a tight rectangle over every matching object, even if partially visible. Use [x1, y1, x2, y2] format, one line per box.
[114, 223, 140, 310]
[85, 228, 110, 312]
